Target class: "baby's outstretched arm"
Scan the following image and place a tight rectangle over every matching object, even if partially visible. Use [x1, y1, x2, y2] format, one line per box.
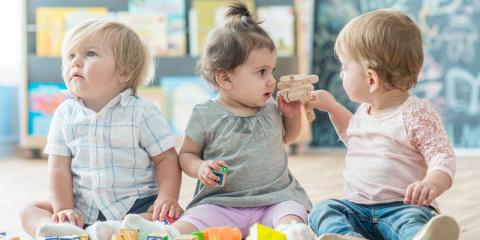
[307, 90, 352, 138]
[48, 155, 84, 228]
[277, 95, 302, 144]
[151, 148, 183, 221]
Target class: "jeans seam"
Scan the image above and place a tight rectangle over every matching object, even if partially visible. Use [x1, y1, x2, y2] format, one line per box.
[377, 220, 402, 240]
[342, 209, 370, 222]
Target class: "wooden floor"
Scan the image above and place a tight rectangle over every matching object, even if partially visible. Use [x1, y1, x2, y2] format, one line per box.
[1, 151, 478, 239]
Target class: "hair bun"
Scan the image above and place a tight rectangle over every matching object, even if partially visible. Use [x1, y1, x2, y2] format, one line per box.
[225, 2, 251, 19]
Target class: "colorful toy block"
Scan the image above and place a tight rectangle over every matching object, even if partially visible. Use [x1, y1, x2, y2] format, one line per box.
[163, 215, 177, 225]
[146, 233, 168, 240]
[246, 223, 286, 240]
[203, 227, 241, 240]
[212, 166, 229, 187]
[173, 235, 197, 240]
[113, 233, 133, 240]
[59, 236, 80, 240]
[190, 232, 204, 240]
[120, 227, 139, 240]
[0, 232, 21, 240]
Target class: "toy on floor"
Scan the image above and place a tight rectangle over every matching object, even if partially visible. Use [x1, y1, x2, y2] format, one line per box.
[146, 232, 168, 240]
[37, 234, 88, 240]
[0, 232, 20, 240]
[277, 74, 319, 121]
[190, 232, 204, 240]
[117, 227, 139, 240]
[113, 233, 133, 240]
[212, 166, 229, 187]
[172, 235, 197, 240]
[59, 235, 81, 240]
[203, 227, 241, 240]
[159, 215, 177, 225]
[246, 224, 286, 240]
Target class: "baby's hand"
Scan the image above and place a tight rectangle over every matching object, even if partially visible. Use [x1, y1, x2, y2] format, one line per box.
[404, 181, 442, 207]
[52, 209, 84, 228]
[197, 160, 228, 188]
[277, 95, 302, 118]
[306, 90, 337, 112]
[151, 196, 184, 222]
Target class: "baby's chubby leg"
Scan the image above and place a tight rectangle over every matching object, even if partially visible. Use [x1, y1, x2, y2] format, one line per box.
[36, 223, 87, 238]
[262, 201, 317, 240]
[121, 214, 183, 238]
[275, 217, 317, 240]
[20, 200, 87, 238]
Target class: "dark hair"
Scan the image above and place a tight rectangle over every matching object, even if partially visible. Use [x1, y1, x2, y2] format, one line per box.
[197, 1, 276, 87]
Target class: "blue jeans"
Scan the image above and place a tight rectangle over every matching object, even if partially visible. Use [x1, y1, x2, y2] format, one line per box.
[309, 199, 436, 240]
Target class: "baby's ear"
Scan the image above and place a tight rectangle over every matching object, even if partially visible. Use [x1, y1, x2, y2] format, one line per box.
[215, 69, 232, 89]
[119, 65, 133, 83]
[366, 69, 381, 93]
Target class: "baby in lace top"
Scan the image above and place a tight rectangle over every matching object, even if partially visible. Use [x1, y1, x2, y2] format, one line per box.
[307, 9, 459, 240]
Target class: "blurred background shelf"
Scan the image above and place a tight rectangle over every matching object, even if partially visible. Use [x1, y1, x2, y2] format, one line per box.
[28, 55, 298, 84]
[22, 0, 298, 154]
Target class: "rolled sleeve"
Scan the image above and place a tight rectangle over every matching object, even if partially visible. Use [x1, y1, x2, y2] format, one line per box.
[44, 104, 71, 156]
[140, 103, 177, 157]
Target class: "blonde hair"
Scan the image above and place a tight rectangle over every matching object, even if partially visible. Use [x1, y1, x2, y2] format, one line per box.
[197, 1, 276, 87]
[61, 19, 154, 95]
[335, 9, 423, 90]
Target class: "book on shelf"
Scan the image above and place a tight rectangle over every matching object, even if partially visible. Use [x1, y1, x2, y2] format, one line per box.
[116, 12, 169, 56]
[189, 0, 255, 56]
[257, 5, 295, 57]
[161, 76, 217, 135]
[295, 0, 315, 73]
[36, 7, 108, 57]
[28, 82, 67, 136]
[128, 0, 187, 56]
[137, 86, 166, 112]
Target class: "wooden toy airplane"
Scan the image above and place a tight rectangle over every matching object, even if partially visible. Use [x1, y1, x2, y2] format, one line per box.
[277, 74, 319, 121]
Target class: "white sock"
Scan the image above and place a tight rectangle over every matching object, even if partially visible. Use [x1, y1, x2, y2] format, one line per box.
[85, 220, 121, 240]
[275, 221, 317, 240]
[121, 214, 180, 238]
[36, 223, 87, 238]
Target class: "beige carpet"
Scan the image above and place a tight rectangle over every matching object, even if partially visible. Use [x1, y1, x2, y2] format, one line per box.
[1, 151, 478, 239]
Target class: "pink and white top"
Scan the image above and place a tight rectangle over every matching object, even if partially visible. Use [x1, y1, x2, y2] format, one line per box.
[338, 95, 455, 205]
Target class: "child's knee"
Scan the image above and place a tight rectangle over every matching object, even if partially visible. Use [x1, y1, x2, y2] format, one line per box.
[20, 200, 52, 219]
[311, 199, 341, 213]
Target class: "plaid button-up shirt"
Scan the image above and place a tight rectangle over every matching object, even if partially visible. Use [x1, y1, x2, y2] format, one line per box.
[44, 89, 176, 224]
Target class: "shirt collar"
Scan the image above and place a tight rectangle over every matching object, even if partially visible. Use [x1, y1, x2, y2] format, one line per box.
[61, 88, 133, 109]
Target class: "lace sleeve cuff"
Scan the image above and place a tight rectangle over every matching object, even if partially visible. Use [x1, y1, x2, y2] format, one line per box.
[427, 154, 456, 183]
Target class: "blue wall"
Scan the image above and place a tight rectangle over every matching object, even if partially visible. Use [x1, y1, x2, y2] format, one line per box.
[0, 86, 19, 157]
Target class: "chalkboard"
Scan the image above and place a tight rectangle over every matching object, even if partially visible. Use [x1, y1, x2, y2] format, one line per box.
[311, 0, 480, 149]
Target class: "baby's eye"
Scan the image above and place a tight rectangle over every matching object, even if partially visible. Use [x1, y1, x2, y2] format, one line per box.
[86, 51, 97, 57]
[69, 53, 75, 59]
[258, 69, 266, 77]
